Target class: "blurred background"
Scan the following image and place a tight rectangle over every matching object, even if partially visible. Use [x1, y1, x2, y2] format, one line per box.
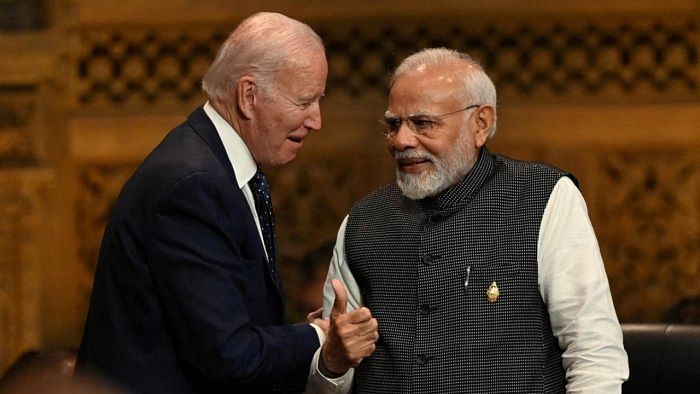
[0, 0, 698, 376]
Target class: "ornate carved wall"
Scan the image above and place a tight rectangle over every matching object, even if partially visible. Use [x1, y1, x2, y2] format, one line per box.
[1, 0, 699, 373]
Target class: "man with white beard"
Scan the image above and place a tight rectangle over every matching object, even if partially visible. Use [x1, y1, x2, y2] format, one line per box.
[307, 48, 629, 393]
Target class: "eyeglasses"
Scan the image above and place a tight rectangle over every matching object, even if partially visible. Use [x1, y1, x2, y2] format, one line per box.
[379, 104, 480, 137]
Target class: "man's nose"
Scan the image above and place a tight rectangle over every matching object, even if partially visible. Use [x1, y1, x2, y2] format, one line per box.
[303, 102, 322, 131]
[389, 121, 419, 151]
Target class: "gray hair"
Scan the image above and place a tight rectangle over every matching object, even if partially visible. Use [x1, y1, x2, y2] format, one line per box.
[391, 48, 498, 138]
[201, 12, 323, 99]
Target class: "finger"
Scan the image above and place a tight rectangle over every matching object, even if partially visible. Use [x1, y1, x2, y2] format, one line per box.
[343, 318, 377, 336]
[341, 307, 373, 324]
[356, 324, 379, 338]
[314, 318, 329, 334]
[306, 307, 323, 323]
[330, 279, 348, 319]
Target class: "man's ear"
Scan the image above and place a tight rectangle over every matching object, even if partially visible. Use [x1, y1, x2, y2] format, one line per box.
[474, 105, 495, 147]
[236, 76, 257, 119]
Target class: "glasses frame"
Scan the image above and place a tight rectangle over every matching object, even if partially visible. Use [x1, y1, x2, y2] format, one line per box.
[380, 104, 480, 137]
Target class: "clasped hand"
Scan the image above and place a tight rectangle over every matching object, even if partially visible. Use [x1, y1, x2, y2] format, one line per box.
[309, 279, 379, 376]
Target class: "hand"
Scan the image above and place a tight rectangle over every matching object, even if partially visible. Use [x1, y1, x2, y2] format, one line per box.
[307, 307, 329, 334]
[320, 279, 378, 376]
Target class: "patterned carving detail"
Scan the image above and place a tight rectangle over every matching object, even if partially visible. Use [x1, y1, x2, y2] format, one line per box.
[0, 88, 36, 162]
[77, 18, 698, 106]
[594, 151, 699, 322]
[77, 30, 226, 106]
[268, 151, 393, 319]
[0, 0, 45, 31]
[0, 171, 48, 372]
[74, 163, 137, 317]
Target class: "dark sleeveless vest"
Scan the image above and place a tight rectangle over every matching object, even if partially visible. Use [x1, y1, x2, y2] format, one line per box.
[345, 148, 574, 393]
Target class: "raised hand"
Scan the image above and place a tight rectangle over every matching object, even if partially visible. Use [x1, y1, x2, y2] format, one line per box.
[320, 279, 378, 376]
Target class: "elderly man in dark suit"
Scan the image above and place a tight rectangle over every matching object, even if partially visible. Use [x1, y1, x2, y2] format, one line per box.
[76, 12, 377, 394]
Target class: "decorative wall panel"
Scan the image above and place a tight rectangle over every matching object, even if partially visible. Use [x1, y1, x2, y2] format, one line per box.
[76, 17, 699, 107]
[0, 0, 46, 31]
[268, 148, 394, 318]
[0, 87, 37, 163]
[0, 170, 49, 372]
[71, 10, 700, 324]
[74, 163, 137, 319]
[593, 150, 699, 322]
[320, 18, 699, 99]
[1, 3, 698, 372]
[77, 30, 223, 107]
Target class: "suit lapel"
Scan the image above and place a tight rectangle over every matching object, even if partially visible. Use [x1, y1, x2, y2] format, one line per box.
[187, 106, 237, 187]
[186, 106, 286, 303]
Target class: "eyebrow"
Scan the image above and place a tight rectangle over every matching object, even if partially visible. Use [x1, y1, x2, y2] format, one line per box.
[384, 110, 436, 118]
[408, 111, 434, 117]
[302, 92, 326, 102]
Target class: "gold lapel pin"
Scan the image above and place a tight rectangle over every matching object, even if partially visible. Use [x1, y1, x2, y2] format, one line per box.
[487, 281, 500, 303]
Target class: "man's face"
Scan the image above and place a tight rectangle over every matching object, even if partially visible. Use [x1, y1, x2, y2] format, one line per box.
[247, 48, 328, 167]
[386, 63, 482, 199]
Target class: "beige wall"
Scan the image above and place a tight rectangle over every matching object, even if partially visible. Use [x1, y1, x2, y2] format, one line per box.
[1, 0, 698, 373]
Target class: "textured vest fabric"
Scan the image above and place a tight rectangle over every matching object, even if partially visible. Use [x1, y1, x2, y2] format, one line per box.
[345, 148, 574, 393]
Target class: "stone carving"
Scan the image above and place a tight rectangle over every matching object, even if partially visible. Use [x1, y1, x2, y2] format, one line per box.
[0, 88, 35, 162]
[74, 163, 137, 318]
[594, 151, 699, 322]
[268, 150, 393, 319]
[69, 14, 699, 325]
[0, 170, 47, 372]
[77, 18, 697, 106]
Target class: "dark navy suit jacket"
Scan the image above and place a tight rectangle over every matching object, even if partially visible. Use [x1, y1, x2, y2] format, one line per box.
[76, 107, 319, 393]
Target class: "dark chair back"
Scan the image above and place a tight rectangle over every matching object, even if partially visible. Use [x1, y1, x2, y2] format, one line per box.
[622, 324, 700, 393]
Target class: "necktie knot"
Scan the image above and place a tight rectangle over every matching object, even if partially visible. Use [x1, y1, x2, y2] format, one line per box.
[250, 169, 271, 198]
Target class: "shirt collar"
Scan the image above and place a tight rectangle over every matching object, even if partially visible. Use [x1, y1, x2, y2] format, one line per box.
[421, 146, 496, 211]
[203, 101, 257, 188]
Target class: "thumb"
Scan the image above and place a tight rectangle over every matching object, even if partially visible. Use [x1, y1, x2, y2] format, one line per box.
[330, 279, 348, 319]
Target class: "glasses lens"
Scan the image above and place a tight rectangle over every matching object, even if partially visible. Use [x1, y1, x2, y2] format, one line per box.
[381, 117, 402, 136]
[407, 116, 437, 133]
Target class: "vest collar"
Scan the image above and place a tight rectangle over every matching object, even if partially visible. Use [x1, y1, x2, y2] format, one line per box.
[421, 146, 495, 211]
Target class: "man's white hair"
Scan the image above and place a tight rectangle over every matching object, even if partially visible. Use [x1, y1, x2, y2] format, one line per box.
[201, 12, 323, 99]
[391, 48, 498, 138]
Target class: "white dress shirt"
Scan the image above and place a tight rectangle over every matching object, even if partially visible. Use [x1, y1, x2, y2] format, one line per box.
[202, 102, 326, 348]
[203, 102, 267, 259]
[306, 177, 629, 394]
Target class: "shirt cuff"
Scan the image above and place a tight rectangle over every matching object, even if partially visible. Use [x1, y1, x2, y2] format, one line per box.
[305, 347, 353, 393]
[309, 322, 326, 345]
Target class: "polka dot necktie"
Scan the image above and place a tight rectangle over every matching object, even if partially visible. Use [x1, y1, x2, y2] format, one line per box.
[249, 169, 277, 284]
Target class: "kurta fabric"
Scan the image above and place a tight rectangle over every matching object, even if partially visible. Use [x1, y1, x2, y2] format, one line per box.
[249, 169, 278, 283]
[344, 148, 570, 393]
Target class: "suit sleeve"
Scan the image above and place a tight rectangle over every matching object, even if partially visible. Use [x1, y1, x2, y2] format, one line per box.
[146, 170, 319, 390]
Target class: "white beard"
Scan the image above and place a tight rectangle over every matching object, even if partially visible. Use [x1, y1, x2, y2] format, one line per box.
[395, 136, 476, 200]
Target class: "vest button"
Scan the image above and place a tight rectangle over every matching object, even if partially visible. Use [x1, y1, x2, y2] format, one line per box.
[416, 354, 428, 365]
[419, 304, 431, 314]
[421, 254, 433, 265]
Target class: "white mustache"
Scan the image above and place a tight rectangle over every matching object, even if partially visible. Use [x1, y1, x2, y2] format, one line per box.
[394, 149, 435, 161]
